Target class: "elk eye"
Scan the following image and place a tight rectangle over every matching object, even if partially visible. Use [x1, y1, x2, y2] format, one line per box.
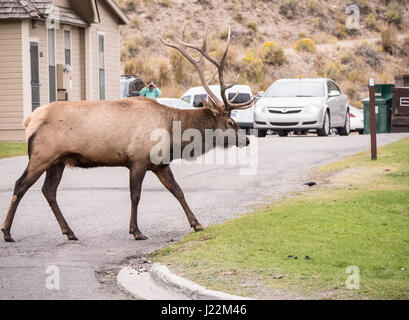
[227, 119, 234, 127]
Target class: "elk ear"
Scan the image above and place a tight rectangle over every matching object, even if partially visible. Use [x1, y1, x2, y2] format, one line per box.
[202, 97, 221, 117]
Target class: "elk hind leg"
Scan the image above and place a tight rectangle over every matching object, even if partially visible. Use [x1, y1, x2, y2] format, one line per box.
[1, 164, 46, 242]
[42, 163, 77, 240]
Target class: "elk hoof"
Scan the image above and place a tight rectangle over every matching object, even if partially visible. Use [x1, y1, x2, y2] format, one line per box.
[134, 233, 148, 241]
[68, 234, 78, 241]
[193, 225, 204, 232]
[4, 236, 15, 242]
[2, 229, 14, 242]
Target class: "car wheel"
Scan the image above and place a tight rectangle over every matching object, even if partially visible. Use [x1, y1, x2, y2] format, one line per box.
[338, 112, 351, 136]
[256, 129, 267, 137]
[358, 129, 364, 135]
[278, 131, 289, 137]
[317, 111, 330, 136]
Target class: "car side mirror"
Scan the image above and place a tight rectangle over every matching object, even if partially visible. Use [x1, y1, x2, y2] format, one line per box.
[129, 90, 140, 97]
[256, 91, 264, 97]
[328, 90, 340, 98]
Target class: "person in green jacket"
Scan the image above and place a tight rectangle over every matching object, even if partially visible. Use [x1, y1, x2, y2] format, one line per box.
[140, 80, 162, 99]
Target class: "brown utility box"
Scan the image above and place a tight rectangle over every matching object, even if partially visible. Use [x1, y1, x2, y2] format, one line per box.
[395, 75, 409, 88]
[391, 87, 409, 132]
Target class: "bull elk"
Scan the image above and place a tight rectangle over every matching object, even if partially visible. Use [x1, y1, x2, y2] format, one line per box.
[1, 25, 254, 242]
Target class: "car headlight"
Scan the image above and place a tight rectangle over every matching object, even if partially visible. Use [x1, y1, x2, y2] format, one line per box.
[255, 104, 266, 113]
[304, 103, 322, 114]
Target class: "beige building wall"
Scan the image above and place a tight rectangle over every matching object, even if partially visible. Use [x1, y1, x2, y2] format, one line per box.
[0, 20, 24, 141]
[90, 0, 121, 100]
[55, 25, 85, 101]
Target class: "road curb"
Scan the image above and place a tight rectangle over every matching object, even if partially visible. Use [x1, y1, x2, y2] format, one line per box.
[117, 263, 252, 300]
[150, 263, 251, 300]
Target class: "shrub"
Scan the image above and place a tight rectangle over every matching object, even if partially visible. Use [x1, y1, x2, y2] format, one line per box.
[121, 35, 141, 60]
[261, 41, 286, 66]
[346, 0, 370, 14]
[170, 50, 190, 84]
[279, 0, 298, 19]
[233, 13, 244, 23]
[130, 16, 139, 29]
[298, 32, 307, 39]
[158, 0, 172, 7]
[306, 0, 322, 16]
[311, 17, 324, 30]
[322, 60, 348, 81]
[219, 29, 229, 40]
[354, 43, 381, 68]
[116, 0, 136, 12]
[384, 2, 401, 26]
[241, 50, 264, 83]
[247, 22, 257, 33]
[340, 50, 354, 65]
[243, 35, 252, 46]
[294, 38, 316, 53]
[123, 56, 145, 76]
[365, 14, 379, 31]
[334, 23, 348, 40]
[381, 24, 398, 55]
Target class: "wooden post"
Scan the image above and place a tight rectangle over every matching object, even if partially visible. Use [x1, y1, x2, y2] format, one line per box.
[369, 78, 377, 160]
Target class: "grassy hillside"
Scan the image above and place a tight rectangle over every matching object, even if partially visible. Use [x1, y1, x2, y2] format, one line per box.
[118, 0, 409, 106]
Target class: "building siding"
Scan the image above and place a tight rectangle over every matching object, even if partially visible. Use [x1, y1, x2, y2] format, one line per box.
[0, 1, 124, 141]
[91, 0, 121, 100]
[0, 20, 24, 140]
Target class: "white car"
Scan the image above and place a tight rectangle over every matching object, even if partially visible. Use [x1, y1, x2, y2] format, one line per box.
[254, 78, 350, 137]
[180, 85, 254, 132]
[349, 106, 364, 134]
[156, 98, 194, 110]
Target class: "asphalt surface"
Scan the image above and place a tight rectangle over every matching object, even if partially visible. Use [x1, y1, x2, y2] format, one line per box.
[0, 133, 408, 299]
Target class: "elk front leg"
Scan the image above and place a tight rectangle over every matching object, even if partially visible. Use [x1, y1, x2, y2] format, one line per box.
[42, 163, 77, 240]
[129, 166, 147, 240]
[152, 165, 203, 232]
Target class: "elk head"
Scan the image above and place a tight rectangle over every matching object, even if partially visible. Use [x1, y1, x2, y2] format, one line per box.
[160, 25, 255, 148]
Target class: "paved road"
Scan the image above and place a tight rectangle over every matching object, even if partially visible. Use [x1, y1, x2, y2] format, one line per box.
[0, 133, 408, 299]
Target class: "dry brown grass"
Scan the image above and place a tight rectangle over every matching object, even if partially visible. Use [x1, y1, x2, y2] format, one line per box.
[118, 0, 409, 98]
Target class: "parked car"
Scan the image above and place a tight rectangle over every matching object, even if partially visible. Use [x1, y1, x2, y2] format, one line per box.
[254, 78, 350, 137]
[180, 85, 254, 132]
[120, 75, 145, 98]
[349, 106, 364, 134]
[156, 98, 195, 110]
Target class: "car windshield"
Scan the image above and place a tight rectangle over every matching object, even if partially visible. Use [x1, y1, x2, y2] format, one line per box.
[227, 93, 251, 103]
[193, 94, 207, 108]
[265, 80, 325, 97]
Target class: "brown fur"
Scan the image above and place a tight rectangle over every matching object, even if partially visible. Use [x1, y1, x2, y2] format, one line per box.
[3, 97, 243, 242]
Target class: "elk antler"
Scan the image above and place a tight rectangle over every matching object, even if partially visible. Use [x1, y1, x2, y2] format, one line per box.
[160, 24, 255, 112]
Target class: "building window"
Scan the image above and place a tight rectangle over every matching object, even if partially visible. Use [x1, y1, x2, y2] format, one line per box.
[48, 28, 56, 102]
[64, 30, 71, 65]
[98, 33, 105, 100]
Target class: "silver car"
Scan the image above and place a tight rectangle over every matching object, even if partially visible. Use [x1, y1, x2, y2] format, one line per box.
[254, 78, 350, 137]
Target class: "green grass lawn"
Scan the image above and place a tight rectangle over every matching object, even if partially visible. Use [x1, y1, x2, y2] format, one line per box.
[153, 138, 409, 299]
[0, 142, 27, 159]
